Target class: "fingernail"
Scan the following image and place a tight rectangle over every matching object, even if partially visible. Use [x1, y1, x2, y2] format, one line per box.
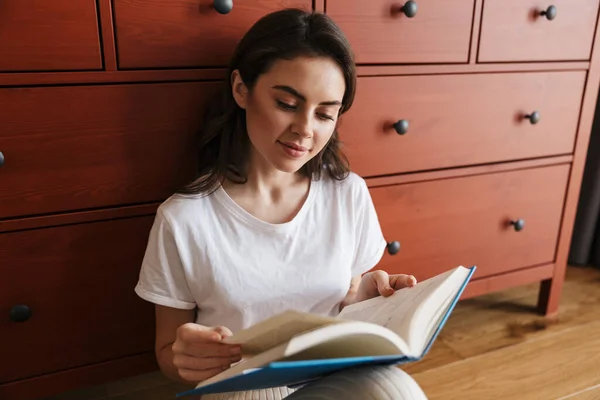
[230, 346, 241, 355]
[230, 354, 242, 362]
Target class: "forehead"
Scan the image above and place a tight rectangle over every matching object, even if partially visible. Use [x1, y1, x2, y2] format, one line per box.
[258, 56, 345, 102]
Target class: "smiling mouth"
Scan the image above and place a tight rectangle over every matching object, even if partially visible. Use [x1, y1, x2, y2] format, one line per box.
[278, 141, 309, 152]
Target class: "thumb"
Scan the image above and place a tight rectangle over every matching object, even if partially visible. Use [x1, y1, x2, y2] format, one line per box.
[211, 326, 234, 340]
[372, 270, 394, 297]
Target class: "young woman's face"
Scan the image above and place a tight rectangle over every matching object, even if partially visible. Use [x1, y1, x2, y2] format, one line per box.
[231, 56, 346, 174]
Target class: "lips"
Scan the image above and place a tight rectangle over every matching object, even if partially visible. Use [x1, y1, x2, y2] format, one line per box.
[279, 141, 309, 152]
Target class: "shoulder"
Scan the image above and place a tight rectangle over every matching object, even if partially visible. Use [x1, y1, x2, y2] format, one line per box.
[154, 190, 221, 230]
[318, 171, 369, 197]
[316, 171, 372, 208]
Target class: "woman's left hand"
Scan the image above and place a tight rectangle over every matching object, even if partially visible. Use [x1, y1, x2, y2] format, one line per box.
[354, 270, 417, 304]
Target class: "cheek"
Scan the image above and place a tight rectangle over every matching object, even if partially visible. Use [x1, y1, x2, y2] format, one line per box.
[313, 124, 336, 151]
[246, 102, 287, 141]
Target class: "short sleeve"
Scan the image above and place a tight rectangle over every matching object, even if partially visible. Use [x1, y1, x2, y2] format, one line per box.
[351, 179, 388, 277]
[134, 209, 197, 310]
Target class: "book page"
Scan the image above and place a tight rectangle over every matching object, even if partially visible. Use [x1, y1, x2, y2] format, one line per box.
[338, 267, 466, 356]
[223, 310, 344, 355]
[338, 268, 457, 328]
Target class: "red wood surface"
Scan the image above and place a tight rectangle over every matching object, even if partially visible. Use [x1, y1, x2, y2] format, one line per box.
[113, 0, 312, 69]
[326, 0, 475, 64]
[340, 71, 585, 178]
[539, 2, 600, 317]
[371, 164, 570, 282]
[0, 82, 219, 220]
[478, 0, 599, 62]
[0, 216, 156, 383]
[0, 0, 102, 72]
[0, 353, 157, 400]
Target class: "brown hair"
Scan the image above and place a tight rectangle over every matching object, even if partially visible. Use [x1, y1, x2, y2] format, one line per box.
[178, 8, 357, 196]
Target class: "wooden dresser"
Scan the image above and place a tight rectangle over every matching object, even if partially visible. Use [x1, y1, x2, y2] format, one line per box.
[2, 0, 599, 398]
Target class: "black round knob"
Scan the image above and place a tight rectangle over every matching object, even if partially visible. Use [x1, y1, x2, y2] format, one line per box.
[0, 151, 4, 168]
[213, 0, 233, 14]
[510, 219, 525, 232]
[10, 304, 32, 322]
[524, 111, 540, 124]
[540, 5, 557, 20]
[387, 241, 401, 255]
[393, 119, 409, 135]
[400, 1, 418, 18]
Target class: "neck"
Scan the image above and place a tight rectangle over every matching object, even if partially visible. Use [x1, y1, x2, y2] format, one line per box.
[246, 156, 304, 198]
[222, 148, 308, 204]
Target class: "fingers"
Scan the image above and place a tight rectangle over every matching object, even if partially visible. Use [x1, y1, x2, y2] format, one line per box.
[174, 323, 241, 357]
[213, 325, 234, 339]
[173, 353, 241, 371]
[370, 270, 395, 297]
[390, 274, 417, 290]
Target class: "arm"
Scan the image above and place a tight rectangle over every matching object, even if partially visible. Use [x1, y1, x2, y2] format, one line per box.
[155, 305, 196, 384]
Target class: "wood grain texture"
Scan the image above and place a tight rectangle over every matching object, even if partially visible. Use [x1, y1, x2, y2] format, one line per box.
[365, 156, 573, 188]
[0, 81, 219, 220]
[113, 0, 312, 69]
[326, 0, 474, 64]
[539, 0, 600, 317]
[371, 164, 570, 281]
[0, 62, 591, 87]
[340, 71, 585, 178]
[0, 353, 157, 400]
[0, 0, 103, 72]
[478, 0, 599, 62]
[468, 0, 482, 64]
[0, 216, 156, 384]
[98, 0, 118, 71]
[412, 285, 600, 399]
[0, 203, 160, 233]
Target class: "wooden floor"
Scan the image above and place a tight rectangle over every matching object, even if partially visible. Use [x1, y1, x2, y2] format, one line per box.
[45, 265, 600, 400]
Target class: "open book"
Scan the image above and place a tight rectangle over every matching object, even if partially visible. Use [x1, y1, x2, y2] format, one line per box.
[177, 265, 476, 397]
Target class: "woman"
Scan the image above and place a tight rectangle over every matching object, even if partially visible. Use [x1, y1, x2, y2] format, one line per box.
[135, 7, 428, 400]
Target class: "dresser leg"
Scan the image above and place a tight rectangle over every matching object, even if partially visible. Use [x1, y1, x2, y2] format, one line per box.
[537, 276, 563, 318]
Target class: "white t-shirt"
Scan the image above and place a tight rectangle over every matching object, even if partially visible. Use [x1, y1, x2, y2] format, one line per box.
[134, 172, 387, 333]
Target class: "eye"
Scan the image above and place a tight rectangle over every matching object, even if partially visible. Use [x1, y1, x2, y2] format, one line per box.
[318, 113, 335, 122]
[276, 100, 296, 111]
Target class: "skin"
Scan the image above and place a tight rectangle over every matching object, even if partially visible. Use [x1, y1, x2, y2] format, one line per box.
[155, 56, 417, 386]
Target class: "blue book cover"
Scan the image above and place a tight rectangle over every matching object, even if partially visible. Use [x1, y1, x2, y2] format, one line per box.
[177, 265, 476, 397]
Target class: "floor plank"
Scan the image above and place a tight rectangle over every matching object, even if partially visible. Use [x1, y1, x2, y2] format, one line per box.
[412, 320, 600, 400]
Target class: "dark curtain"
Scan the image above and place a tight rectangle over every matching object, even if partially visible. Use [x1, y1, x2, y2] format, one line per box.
[569, 85, 600, 268]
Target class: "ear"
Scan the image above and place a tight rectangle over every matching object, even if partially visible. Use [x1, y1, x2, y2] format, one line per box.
[231, 69, 249, 110]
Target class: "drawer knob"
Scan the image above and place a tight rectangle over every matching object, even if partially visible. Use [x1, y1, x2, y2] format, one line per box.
[510, 219, 525, 232]
[10, 304, 32, 323]
[387, 241, 401, 255]
[0, 151, 4, 168]
[540, 5, 557, 20]
[393, 119, 409, 135]
[399, 1, 418, 18]
[524, 111, 540, 124]
[213, 0, 233, 14]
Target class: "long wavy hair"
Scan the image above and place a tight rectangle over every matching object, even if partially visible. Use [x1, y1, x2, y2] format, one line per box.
[177, 8, 357, 196]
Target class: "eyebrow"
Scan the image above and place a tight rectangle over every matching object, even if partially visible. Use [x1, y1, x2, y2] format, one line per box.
[271, 85, 342, 106]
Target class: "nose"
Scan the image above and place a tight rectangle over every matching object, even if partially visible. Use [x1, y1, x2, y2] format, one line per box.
[291, 113, 313, 139]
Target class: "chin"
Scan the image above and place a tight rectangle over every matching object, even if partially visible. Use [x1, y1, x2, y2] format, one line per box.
[270, 157, 310, 174]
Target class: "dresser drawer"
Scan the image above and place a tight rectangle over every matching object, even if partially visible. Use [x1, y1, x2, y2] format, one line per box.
[371, 164, 569, 281]
[326, 0, 474, 64]
[0, 82, 218, 220]
[0, 0, 102, 72]
[0, 216, 155, 383]
[478, 0, 599, 62]
[113, 0, 312, 69]
[340, 71, 585, 178]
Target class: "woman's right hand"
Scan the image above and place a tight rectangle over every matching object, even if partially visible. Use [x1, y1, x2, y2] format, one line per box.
[172, 323, 242, 383]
